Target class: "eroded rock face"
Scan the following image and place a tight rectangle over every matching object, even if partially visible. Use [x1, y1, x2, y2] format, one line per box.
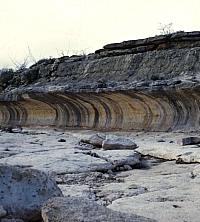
[1, 31, 200, 131]
[0, 164, 63, 221]
[41, 197, 156, 222]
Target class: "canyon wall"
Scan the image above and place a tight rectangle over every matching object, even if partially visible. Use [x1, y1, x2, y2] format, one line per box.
[1, 31, 200, 131]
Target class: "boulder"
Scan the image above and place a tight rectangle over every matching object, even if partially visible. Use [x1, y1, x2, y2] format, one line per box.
[81, 134, 106, 147]
[42, 197, 156, 222]
[179, 137, 200, 146]
[0, 164, 63, 221]
[102, 136, 138, 150]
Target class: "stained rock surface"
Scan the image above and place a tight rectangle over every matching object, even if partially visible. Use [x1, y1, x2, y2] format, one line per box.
[41, 197, 156, 222]
[0, 164, 63, 221]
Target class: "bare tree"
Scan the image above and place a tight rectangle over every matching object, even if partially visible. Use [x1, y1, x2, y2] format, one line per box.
[9, 56, 29, 71]
[9, 46, 36, 71]
[27, 45, 36, 64]
[158, 22, 174, 35]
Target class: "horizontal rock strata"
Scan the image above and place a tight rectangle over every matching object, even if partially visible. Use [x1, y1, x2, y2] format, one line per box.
[1, 31, 200, 131]
[1, 90, 200, 131]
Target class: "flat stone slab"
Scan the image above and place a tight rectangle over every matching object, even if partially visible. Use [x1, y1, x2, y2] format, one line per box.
[134, 132, 200, 163]
[0, 130, 143, 174]
[107, 161, 200, 222]
[1, 130, 200, 168]
[92, 149, 141, 167]
[42, 197, 156, 222]
[102, 136, 138, 150]
[1, 129, 200, 222]
[0, 130, 112, 174]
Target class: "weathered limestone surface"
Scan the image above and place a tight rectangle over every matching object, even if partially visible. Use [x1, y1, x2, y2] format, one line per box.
[0, 130, 142, 173]
[41, 197, 156, 222]
[1, 129, 200, 221]
[1, 31, 200, 131]
[108, 161, 200, 222]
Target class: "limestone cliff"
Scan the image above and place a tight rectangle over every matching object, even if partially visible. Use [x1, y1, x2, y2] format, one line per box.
[1, 31, 200, 131]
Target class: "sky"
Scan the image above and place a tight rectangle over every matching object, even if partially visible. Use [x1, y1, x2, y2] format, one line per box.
[0, 0, 200, 68]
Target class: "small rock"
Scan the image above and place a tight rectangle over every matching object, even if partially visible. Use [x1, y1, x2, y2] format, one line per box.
[0, 127, 13, 133]
[0, 126, 22, 133]
[58, 138, 66, 142]
[116, 167, 120, 171]
[172, 204, 181, 208]
[128, 184, 139, 189]
[0, 205, 7, 218]
[179, 137, 200, 146]
[102, 173, 110, 179]
[102, 136, 137, 150]
[11, 126, 23, 133]
[55, 177, 63, 184]
[4, 148, 10, 152]
[119, 167, 124, 171]
[81, 134, 106, 147]
[123, 165, 132, 171]
[107, 169, 113, 174]
[157, 139, 165, 142]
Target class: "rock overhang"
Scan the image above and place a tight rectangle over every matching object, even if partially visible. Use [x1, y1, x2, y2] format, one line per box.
[1, 31, 200, 131]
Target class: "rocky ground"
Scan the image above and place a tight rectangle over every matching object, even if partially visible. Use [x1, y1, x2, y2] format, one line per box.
[1, 128, 200, 221]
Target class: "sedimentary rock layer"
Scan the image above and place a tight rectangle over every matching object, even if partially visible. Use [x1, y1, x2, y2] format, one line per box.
[1, 31, 200, 131]
[1, 89, 200, 131]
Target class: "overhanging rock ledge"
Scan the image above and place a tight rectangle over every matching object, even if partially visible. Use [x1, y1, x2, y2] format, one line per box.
[1, 31, 200, 131]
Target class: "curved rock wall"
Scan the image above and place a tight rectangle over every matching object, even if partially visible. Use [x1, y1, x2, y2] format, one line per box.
[1, 31, 200, 131]
[1, 89, 200, 131]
